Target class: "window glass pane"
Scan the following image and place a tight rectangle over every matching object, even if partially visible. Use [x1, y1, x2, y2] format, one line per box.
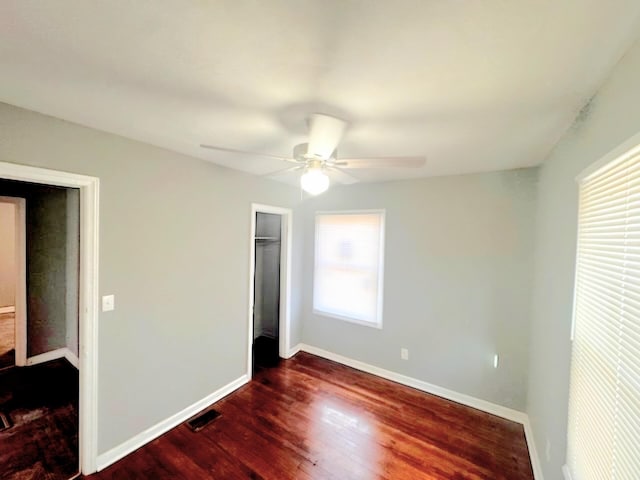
[313, 212, 384, 326]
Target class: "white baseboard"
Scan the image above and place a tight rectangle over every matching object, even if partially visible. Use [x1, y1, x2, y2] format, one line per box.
[27, 347, 66, 366]
[295, 343, 542, 479]
[26, 347, 79, 369]
[0, 306, 15, 314]
[286, 344, 302, 358]
[297, 343, 527, 423]
[96, 374, 250, 472]
[64, 348, 79, 369]
[523, 417, 545, 480]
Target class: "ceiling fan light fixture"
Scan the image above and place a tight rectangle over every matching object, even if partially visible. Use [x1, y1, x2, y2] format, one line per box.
[300, 168, 330, 195]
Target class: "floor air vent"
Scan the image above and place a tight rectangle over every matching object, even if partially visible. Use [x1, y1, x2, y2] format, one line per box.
[0, 412, 11, 432]
[186, 408, 221, 432]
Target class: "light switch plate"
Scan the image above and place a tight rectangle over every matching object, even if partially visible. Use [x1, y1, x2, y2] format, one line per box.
[102, 294, 115, 312]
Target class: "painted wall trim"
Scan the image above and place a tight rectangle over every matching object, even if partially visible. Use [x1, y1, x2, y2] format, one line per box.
[295, 343, 543, 479]
[247, 203, 293, 375]
[576, 130, 640, 183]
[286, 344, 302, 359]
[14, 197, 26, 368]
[0, 161, 100, 475]
[96, 374, 250, 472]
[26, 347, 78, 369]
[0, 306, 15, 314]
[562, 465, 573, 480]
[64, 348, 80, 369]
[297, 343, 527, 423]
[26, 347, 67, 366]
[523, 418, 545, 480]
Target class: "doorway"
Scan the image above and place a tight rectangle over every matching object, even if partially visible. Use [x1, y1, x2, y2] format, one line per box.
[248, 204, 292, 378]
[0, 182, 81, 480]
[0, 161, 99, 475]
[0, 201, 17, 370]
[0, 197, 26, 370]
[0, 307, 13, 369]
[253, 212, 282, 370]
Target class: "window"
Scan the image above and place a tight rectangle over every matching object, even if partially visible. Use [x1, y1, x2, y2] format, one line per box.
[567, 142, 640, 479]
[313, 211, 385, 328]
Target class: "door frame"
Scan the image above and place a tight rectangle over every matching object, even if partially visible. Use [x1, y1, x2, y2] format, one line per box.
[0, 196, 26, 367]
[247, 203, 292, 378]
[0, 161, 99, 475]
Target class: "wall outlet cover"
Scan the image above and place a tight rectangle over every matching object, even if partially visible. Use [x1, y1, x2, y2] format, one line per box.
[102, 294, 115, 312]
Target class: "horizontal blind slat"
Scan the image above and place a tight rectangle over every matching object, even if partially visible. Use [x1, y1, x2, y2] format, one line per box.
[569, 150, 640, 480]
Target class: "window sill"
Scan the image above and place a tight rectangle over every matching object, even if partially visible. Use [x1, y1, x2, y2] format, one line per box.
[313, 309, 383, 330]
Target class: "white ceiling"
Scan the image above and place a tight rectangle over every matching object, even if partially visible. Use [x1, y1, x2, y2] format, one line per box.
[1, 1, 640, 183]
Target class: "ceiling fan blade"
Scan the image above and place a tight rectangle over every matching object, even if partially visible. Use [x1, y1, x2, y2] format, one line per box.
[200, 144, 294, 162]
[263, 165, 304, 179]
[325, 166, 359, 185]
[337, 156, 426, 169]
[307, 114, 347, 159]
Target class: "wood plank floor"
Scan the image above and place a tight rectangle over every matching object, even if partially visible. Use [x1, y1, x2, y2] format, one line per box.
[0, 358, 79, 480]
[88, 352, 533, 480]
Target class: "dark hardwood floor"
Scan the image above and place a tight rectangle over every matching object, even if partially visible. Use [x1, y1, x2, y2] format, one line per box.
[0, 358, 79, 480]
[88, 352, 533, 479]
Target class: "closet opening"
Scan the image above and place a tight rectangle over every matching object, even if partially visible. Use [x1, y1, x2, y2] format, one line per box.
[247, 204, 292, 377]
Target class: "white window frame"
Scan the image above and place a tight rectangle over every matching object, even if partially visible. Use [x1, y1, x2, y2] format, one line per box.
[565, 131, 640, 480]
[312, 209, 385, 329]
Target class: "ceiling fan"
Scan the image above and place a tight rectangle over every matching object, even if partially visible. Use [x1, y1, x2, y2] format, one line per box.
[201, 113, 425, 195]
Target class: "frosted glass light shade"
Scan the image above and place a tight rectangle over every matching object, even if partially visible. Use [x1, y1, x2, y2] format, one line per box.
[301, 169, 330, 195]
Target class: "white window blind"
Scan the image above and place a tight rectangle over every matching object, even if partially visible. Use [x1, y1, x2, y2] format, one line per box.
[567, 148, 640, 480]
[313, 211, 385, 327]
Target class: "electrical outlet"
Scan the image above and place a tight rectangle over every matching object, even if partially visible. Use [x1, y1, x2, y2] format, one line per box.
[401, 348, 409, 360]
[545, 439, 551, 462]
[102, 294, 115, 312]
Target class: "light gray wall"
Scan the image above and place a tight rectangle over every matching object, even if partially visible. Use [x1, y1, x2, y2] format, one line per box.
[289, 208, 306, 347]
[0, 202, 16, 307]
[27, 185, 68, 356]
[527, 37, 640, 479]
[0, 102, 300, 454]
[300, 168, 538, 411]
[66, 189, 80, 356]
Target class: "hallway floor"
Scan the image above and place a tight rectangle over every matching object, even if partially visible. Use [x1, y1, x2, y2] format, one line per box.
[0, 358, 79, 480]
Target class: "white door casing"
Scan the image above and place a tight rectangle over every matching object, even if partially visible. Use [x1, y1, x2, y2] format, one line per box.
[0, 161, 99, 475]
[247, 203, 293, 378]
